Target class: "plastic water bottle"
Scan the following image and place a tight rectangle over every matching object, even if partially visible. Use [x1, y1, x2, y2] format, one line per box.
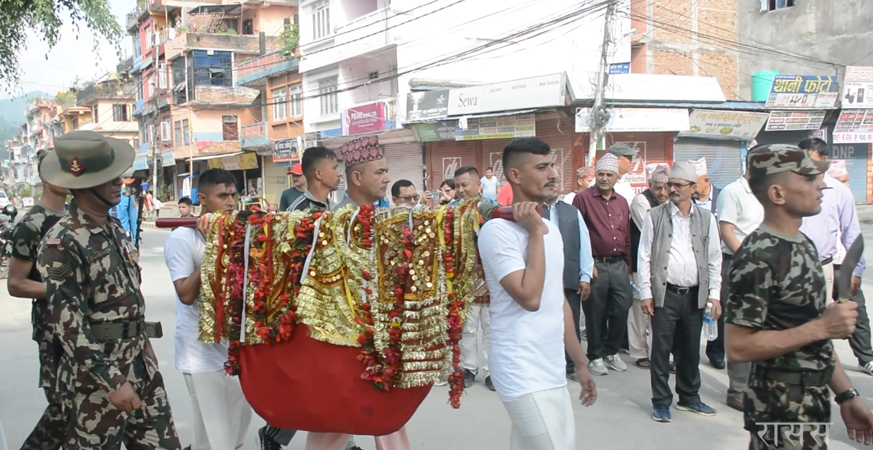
[703, 302, 718, 341]
[630, 280, 640, 292]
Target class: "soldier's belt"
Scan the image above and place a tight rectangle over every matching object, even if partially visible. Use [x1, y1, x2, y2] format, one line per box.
[90, 320, 163, 341]
[755, 366, 834, 387]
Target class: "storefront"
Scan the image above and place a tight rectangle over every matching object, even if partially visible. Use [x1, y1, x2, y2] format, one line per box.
[160, 151, 178, 201]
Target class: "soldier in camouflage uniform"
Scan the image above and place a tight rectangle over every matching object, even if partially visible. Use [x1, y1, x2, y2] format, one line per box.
[7, 150, 70, 449]
[36, 131, 181, 449]
[725, 144, 873, 449]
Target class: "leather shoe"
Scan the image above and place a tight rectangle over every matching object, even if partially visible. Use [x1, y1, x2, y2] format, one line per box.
[726, 395, 744, 412]
[710, 358, 726, 370]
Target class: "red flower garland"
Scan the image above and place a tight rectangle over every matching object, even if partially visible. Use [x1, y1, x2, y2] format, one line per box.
[442, 207, 466, 408]
[224, 215, 248, 375]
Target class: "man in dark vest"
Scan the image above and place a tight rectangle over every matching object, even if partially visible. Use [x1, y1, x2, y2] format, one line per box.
[628, 163, 670, 369]
[543, 187, 594, 381]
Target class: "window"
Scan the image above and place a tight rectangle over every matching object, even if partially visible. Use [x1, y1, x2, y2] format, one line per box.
[189, 50, 233, 89]
[272, 87, 287, 121]
[312, 1, 330, 40]
[182, 119, 190, 144]
[91, 105, 99, 121]
[762, 0, 794, 10]
[222, 115, 238, 141]
[145, 26, 153, 49]
[289, 84, 303, 116]
[160, 121, 171, 141]
[174, 120, 182, 145]
[159, 65, 168, 90]
[112, 104, 129, 122]
[318, 77, 338, 116]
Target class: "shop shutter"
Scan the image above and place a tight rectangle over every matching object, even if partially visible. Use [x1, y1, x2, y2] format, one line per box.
[481, 138, 514, 184]
[831, 142, 870, 204]
[384, 142, 425, 194]
[426, 140, 478, 192]
[536, 117, 575, 194]
[264, 157, 289, 207]
[673, 138, 743, 189]
[601, 133, 671, 196]
[754, 130, 810, 147]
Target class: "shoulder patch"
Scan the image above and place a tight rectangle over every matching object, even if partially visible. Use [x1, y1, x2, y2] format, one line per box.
[45, 238, 62, 246]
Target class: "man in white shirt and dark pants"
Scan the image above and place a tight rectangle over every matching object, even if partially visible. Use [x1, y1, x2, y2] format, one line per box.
[164, 169, 253, 450]
[479, 138, 596, 450]
[638, 162, 722, 423]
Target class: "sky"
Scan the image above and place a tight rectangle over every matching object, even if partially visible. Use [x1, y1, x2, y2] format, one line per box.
[14, 0, 131, 96]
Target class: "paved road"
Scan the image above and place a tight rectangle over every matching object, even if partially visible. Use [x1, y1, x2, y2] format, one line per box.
[2, 227, 873, 449]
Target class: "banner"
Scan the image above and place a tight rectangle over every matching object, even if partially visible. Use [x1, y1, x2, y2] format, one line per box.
[342, 102, 387, 135]
[679, 110, 768, 140]
[411, 122, 460, 142]
[272, 138, 301, 163]
[833, 109, 873, 143]
[208, 153, 259, 170]
[576, 108, 689, 133]
[765, 75, 838, 109]
[842, 66, 873, 109]
[765, 110, 826, 131]
[406, 90, 449, 121]
[454, 114, 536, 141]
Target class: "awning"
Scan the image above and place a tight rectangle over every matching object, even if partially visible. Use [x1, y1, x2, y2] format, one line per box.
[402, 108, 538, 125]
[185, 151, 244, 162]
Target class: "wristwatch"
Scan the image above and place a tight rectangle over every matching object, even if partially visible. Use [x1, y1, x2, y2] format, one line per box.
[835, 388, 860, 405]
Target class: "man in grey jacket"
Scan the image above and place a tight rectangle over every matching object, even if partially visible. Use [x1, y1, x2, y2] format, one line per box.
[637, 162, 722, 423]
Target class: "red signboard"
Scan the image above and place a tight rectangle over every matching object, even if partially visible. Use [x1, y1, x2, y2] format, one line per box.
[342, 102, 387, 135]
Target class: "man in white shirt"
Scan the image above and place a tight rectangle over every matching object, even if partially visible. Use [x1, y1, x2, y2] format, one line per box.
[588, 143, 638, 206]
[638, 162, 721, 423]
[479, 138, 596, 450]
[480, 166, 499, 200]
[164, 169, 253, 450]
[714, 148, 764, 411]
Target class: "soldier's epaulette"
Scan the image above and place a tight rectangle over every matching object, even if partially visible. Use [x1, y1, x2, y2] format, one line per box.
[45, 238, 61, 246]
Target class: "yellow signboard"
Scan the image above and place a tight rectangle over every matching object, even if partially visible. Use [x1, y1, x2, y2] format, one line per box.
[207, 153, 259, 170]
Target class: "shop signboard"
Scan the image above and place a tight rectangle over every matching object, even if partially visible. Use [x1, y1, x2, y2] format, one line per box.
[764, 110, 827, 131]
[454, 114, 536, 141]
[272, 138, 301, 163]
[208, 153, 258, 170]
[576, 108, 689, 133]
[342, 102, 387, 135]
[406, 89, 449, 121]
[764, 75, 838, 109]
[679, 110, 768, 140]
[833, 109, 873, 143]
[411, 121, 460, 142]
[842, 66, 873, 108]
[447, 73, 566, 116]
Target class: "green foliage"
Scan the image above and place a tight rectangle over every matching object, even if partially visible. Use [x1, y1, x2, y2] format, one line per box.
[0, 0, 124, 91]
[55, 91, 75, 105]
[280, 23, 298, 58]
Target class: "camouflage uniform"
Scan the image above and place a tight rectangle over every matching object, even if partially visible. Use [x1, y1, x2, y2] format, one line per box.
[724, 145, 834, 450]
[12, 202, 67, 449]
[37, 200, 181, 449]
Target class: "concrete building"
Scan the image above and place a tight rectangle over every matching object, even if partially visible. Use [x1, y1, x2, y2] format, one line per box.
[74, 76, 139, 145]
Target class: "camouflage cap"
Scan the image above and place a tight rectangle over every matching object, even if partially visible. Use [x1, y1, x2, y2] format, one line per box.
[747, 144, 829, 179]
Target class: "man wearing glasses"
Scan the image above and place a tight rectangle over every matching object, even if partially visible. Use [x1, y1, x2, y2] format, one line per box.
[391, 179, 421, 206]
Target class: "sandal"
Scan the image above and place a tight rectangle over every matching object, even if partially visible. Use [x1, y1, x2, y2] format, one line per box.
[635, 358, 651, 369]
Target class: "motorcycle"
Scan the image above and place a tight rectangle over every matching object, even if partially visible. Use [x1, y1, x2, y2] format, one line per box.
[0, 204, 19, 279]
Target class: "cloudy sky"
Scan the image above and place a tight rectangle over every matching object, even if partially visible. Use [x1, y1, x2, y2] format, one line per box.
[15, 0, 130, 96]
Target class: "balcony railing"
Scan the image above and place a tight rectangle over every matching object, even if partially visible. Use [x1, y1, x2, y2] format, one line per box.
[76, 82, 136, 106]
[240, 122, 267, 140]
[234, 53, 299, 87]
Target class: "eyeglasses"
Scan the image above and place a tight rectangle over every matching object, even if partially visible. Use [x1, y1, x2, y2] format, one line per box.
[666, 182, 692, 189]
[398, 194, 421, 203]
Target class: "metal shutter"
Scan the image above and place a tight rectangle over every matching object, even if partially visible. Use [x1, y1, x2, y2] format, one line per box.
[831, 142, 870, 204]
[673, 138, 743, 189]
[426, 140, 478, 192]
[754, 130, 810, 147]
[481, 138, 514, 185]
[384, 142, 425, 193]
[536, 117, 575, 194]
[263, 157, 288, 206]
[600, 133, 671, 195]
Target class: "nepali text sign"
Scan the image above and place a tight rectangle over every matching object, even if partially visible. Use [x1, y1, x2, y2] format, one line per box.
[448, 73, 566, 116]
[833, 109, 873, 143]
[576, 107, 690, 133]
[765, 110, 826, 131]
[411, 121, 460, 142]
[406, 89, 449, 121]
[765, 75, 838, 109]
[454, 114, 536, 141]
[272, 138, 301, 163]
[342, 102, 387, 135]
[208, 153, 258, 170]
[842, 66, 873, 109]
[679, 110, 768, 140]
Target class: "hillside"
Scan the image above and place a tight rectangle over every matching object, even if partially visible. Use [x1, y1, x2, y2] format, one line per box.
[0, 91, 49, 124]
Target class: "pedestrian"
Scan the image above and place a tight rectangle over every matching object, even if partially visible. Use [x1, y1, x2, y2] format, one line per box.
[572, 152, 633, 376]
[391, 179, 420, 206]
[178, 196, 194, 218]
[560, 166, 594, 206]
[478, 138, 596, 450]
[798, 138, 873, 377]
[480, 166, 499, 200]
[6, 149, 70, 449]
[627, 163, 670, 369]
[261, 146, 345, 450]
[435, 178, 456, 205]
[713, 147, 765, 411]
[279, 164, 307, 211]
[542, 175, 594, 382]
[309, 140, 406, 450]
[37, 130, 181, 448]
[725, 144, 873, 448]
[116, 183, 139, 242]
[637, 161, 722, 423]
[165, 168, 253, 450]
[588, 143, 638, 206]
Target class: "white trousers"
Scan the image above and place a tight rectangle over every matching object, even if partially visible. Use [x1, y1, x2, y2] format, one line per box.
[305, 427, 410, 450]
[460, 303, 491, 373]
[502, 386, 576, 450]
[183, 370, 253, 450]
[823, 261, 835, 301]
[627, 275, 653, 361]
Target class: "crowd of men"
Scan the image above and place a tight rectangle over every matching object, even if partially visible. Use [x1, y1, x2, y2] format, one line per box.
[6, 129, 873, 450]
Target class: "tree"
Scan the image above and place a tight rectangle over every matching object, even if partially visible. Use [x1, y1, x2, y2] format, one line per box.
[0, 0, 123, 91]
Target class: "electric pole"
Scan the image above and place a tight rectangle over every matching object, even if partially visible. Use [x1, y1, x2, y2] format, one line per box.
[587, 0, 617, 166]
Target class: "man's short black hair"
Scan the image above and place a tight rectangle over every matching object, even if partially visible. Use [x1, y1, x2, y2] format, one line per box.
[178, 197, 193, 206]
[748, 171, 790, 205]
[798, 138, 828, 158]
[198, 168, 236, 194]
[486, 166, 493, 171]
[454, 166, 479, 178]
[301, 146, 337, 178]
[391, 179, 414, 198]
[502, 138, 551, 171]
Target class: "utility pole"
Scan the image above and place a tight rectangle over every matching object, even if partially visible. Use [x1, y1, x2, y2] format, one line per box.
[587, 0, 618, 166]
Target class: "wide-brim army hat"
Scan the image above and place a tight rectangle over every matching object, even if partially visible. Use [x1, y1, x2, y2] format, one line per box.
[41, 131, 136, 190]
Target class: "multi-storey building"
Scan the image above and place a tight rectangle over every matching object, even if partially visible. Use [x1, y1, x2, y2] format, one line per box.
[74, 75, 138, 144]
[126, 0, 297, 202]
